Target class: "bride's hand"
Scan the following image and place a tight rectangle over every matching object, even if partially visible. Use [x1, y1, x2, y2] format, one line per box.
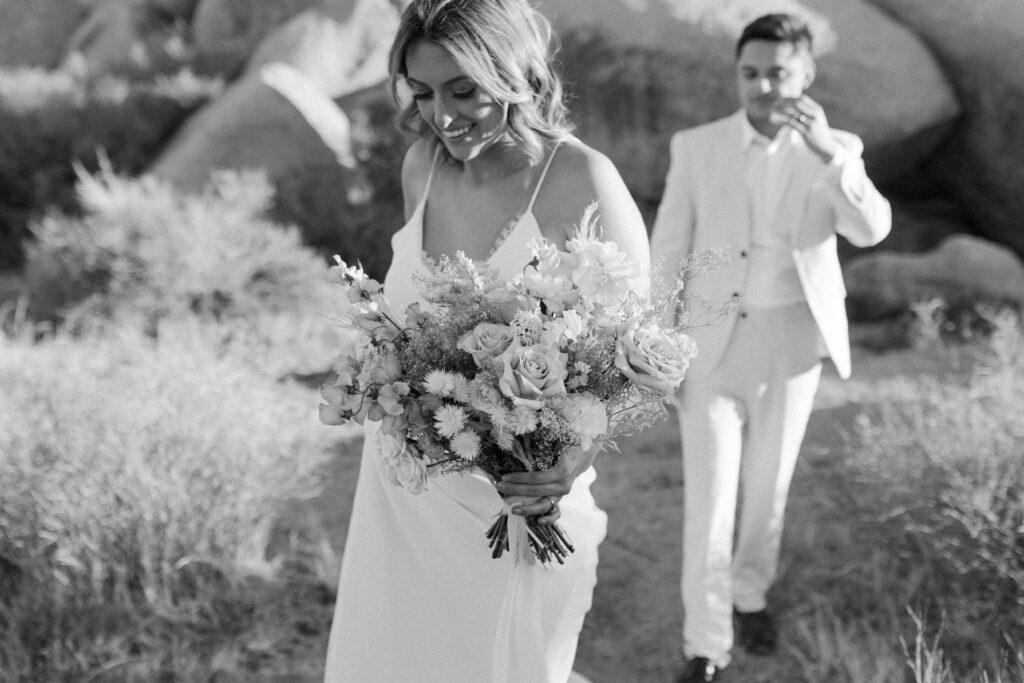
[495, 446, 596, 525]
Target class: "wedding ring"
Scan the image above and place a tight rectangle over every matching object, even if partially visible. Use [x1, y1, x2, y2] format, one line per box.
[797, 114, 808, 123]
[544, 496, 559, 515]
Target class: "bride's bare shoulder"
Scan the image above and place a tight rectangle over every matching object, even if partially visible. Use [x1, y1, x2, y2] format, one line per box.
[536, 137, 638, 237]
[545, 137, 627, 200]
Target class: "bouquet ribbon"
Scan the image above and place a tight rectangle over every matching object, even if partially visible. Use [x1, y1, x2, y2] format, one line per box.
[502, 500, 537, 567]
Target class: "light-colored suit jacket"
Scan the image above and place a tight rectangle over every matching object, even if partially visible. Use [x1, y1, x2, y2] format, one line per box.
[650, 110, 892, 380]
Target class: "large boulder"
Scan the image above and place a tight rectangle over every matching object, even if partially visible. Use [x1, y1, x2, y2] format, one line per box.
[61, 0, 184, 75]
[540, 0, 959, 208]
[844, 234, 1024, 319]
[0, 0, 88, 68]
[246, 0, 401, 100]
[146, 0, 200, 19]
[865, 0, 1024, 259]
[148, 62, 356, 192]
[190, 0, 322, 78]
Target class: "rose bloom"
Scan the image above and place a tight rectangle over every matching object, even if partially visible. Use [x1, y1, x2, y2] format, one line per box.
[498, 344, 569, 410]
[458, 323, 514, 368]
[615, 325, 697, 397]
[379, 434, 429, 493]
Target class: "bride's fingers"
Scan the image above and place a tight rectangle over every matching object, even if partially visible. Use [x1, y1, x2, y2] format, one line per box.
[510, 495, 561, 521]
[536, 505, 561, 526]
[496, 479, 569, 498]
[500, 468, 565, 484]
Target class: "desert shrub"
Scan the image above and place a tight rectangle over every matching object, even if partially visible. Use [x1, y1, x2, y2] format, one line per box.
[848, 310, 1024, 678]
[24, 167, 335, 332]
[0, 67, 221, 270]
[271, 97, 406, 281]
[0, 323, 346, 680]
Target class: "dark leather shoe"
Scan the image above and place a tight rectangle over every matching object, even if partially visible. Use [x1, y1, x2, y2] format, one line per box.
[734, 608, 777, 655]
[676, 656, 722, 682]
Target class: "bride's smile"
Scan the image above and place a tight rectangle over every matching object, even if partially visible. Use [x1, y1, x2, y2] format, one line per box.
[404, 39, 511, 164]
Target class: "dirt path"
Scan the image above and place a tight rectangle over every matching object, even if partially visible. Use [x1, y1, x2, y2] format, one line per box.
[575, 363, 865, 683]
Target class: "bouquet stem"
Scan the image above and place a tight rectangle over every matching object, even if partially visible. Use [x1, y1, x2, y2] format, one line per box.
[485, 508, 574, 565]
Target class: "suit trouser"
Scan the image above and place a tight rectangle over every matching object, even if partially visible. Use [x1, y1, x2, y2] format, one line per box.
[678, 303, 823, 666]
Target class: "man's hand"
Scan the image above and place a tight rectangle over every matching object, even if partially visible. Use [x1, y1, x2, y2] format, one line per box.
[774, 95, 838, 164]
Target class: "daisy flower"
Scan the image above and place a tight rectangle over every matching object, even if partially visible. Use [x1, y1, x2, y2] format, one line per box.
[492, 427, 515, 452]
[508, 406, 539, 435]
[423, 370, 459, 397]
[450, 431, 481, 461]
[434, 404, 468, 438]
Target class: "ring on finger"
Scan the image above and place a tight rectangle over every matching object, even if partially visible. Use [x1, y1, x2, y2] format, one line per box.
[544, 496, 559, 515]
[797, 113, 808, 123]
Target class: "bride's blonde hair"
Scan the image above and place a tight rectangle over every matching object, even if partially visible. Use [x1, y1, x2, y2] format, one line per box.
[388, 0, 573, 165]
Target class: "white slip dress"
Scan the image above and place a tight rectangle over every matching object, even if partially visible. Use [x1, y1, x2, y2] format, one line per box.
[323, 146, 607, 683]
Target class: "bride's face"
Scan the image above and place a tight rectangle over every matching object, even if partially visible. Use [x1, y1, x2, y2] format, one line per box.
[404, 39, 510, 162]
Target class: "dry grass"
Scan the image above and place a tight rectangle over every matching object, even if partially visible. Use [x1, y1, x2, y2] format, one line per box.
[2, 240, 1020, 683]
[0, 321, 349, 681]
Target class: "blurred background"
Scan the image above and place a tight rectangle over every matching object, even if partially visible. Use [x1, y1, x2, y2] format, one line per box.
[0, 1, 1021, 681]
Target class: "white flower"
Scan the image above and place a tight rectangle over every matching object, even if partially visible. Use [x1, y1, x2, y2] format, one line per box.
[519, 241, 580, 314]
[561, 310, 585, 339]
[540, 310, 586, 346]
[452, 374, 472, 403]
[561, 392, 609, 450]
[450, 431, 481, 461]
[510, 310, 543, 347]
[507, 407, 539, 435]
[378, 434, 429, 493]
[434, 404, 468, 438]
[568, 235, 648, 310]
[377, 381, 410, 416]
[492, 427, 515, 452]
[468, 377, 504, 412]
[423, 370, 459, 397]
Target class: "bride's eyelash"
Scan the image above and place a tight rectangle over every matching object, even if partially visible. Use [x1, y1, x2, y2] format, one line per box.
[411, 86, 477, 102]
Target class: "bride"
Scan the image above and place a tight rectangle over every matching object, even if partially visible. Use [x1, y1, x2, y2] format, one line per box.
[323, 1, 649, 681]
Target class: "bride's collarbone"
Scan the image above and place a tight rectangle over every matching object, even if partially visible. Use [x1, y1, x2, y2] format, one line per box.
[423, 181, 532, 259]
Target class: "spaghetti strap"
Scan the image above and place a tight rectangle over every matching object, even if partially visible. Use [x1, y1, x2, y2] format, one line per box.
[422, 145, 442, 202]
[524, 143, 561, 214]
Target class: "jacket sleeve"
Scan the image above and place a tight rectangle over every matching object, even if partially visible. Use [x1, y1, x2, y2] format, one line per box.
[650, 131, 697, 295]
[816, 131, 892, 248]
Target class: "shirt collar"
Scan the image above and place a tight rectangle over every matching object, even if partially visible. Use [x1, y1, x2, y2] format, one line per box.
[739, 112, 797, 153]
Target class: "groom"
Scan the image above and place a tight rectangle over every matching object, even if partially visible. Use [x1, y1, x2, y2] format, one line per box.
[650, 13, 891, 681]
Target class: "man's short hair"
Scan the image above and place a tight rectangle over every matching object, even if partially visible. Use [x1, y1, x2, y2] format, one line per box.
[736, 13, 813, 57]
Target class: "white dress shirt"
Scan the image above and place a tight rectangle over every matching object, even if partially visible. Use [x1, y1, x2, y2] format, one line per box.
[740, 116, 846, 309]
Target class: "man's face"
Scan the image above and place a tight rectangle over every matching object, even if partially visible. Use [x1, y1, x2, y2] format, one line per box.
[736, 39, 814, 130]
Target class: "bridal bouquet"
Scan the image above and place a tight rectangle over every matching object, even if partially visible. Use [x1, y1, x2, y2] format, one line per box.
[318, 208, 731, 564]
